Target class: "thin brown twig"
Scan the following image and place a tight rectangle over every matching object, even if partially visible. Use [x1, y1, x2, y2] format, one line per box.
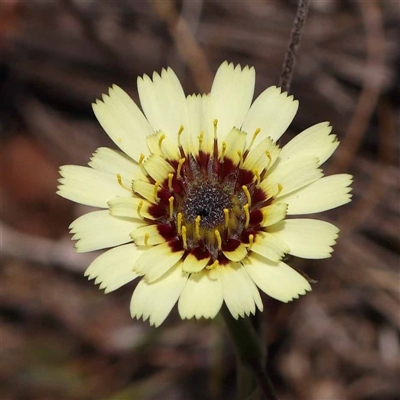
[279, 0, 310, 93]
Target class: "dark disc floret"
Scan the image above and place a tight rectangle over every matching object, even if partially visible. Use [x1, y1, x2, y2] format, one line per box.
[182, 182, 232, 229]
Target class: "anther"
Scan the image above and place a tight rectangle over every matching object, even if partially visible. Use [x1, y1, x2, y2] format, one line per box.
[178, 125, 184, 147]
[261, 210, 267, 225]
[242, 185, 252, 207]
[276, 183, 283, 198]
[144, 233, 149, 246]
[248, 128, 261, 151]
[138, 154, 147, 175]
[195, 216, 201, 240]
[181, 225, 187, 249]
[177, 158, 185, 180]
[220, 142, 227, 162]
[153, 181, 161, 201]
[206, 260, 219, 270]
[168, 173, 174, 191]
[158, 134, 166, 154]
[177, 212, 183, 235]
[214, 230, 222, 251]
[254, 170, 261, 187]
[248, 234, 254, 250]
[237, 150, 243, 165]
[198, 132, 204, 151]
[243, 204, 250, 228]
[169, 196, 174, 220]
[223, 208, 230, 229]
[116, 174, 130, 191]
[265, 150, 272, 169]
[137, 201, 144, 219]
[213, 119, 218, 139]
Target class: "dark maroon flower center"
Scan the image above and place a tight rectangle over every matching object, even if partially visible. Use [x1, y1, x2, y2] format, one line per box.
[182, 182, 232, 229]
[135, 141, 272, 268]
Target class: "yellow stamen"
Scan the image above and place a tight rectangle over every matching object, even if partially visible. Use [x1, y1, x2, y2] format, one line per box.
[144, 233, 149, 246]
[242, 185, 252, 208]
[248, 234, 254, 250]
[253, 169, 261, 187]
[223, 208, 230, 229]
[198, 131, 204, 151]
[158, 133, 166, 154]
[220, 141, 227, 162]
[178, 125, 184, 147]
[177, 212, 183, 235]
[214, 230, 222, 251]
[195, 216, 201, 240]
[206, 260, 219, 270]
[116, 174, 130, 191]
[248, 128, 261, 151]
[153, 181, 161, 201]
[265, 150, 272, 169]
[137, 200, 144, 219]
[276, 183, 283, 197]
[237, 150, 243, 166]
[261, 210, 267, 225]
[213, 119, 218, 139]
[168, 173, 174, 191]
[138, 153, 147, 175]
[169, 196, 174, 220]
[177, 158, 185, 180]
[243, 203, 250, 228]
[181, 225, 187, 249]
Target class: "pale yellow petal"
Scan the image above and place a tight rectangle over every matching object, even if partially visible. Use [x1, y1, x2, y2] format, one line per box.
[241, 86, 299, 146]
[84, 243, 143, 293]
[280, 174, 353, 215]
[130, 263, 188, 327]
[221, 128, 247, 165]
[143, 154, 175, 182]
[223, 242, 248, 262]
[279, 122, 339, 166]
[133, 242, 185, 283]
[261, 157, 322, 198]
[108, 197, 155, 220]
[89, 147, 144, 183]
[132, 179, 157, 204]
[178, 270, 223, 319]
[186, 93, 214, 156]
[244, 254, 311, 302]
[220, 263, 263, 319]
[137, 68, 189, 143]
[268, 219, 339, 259]
[242, 137, 281, 172]
[211, 62, 255, 141]
[130, 225, 166, 246]
[182, 253, 210, 273]
[261, 203, 288, 227]
[92, 85, 152, 161]
[57, 165, 130, 208]
[69, 210, 139, 253]
[251, 231, 289, 262]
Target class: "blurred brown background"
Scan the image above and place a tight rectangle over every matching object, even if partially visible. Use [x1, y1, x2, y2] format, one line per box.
[1, 1, 399, 399]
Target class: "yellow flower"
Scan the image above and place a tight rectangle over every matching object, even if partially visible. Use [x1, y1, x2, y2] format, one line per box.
[58, 62, 353, 327]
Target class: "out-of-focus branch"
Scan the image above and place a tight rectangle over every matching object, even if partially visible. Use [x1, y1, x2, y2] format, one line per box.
[0, 221, 95, 272]
[151, 0, 213, 92]
[329, 0, 386, 173]
[60, 0, 128, 74]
